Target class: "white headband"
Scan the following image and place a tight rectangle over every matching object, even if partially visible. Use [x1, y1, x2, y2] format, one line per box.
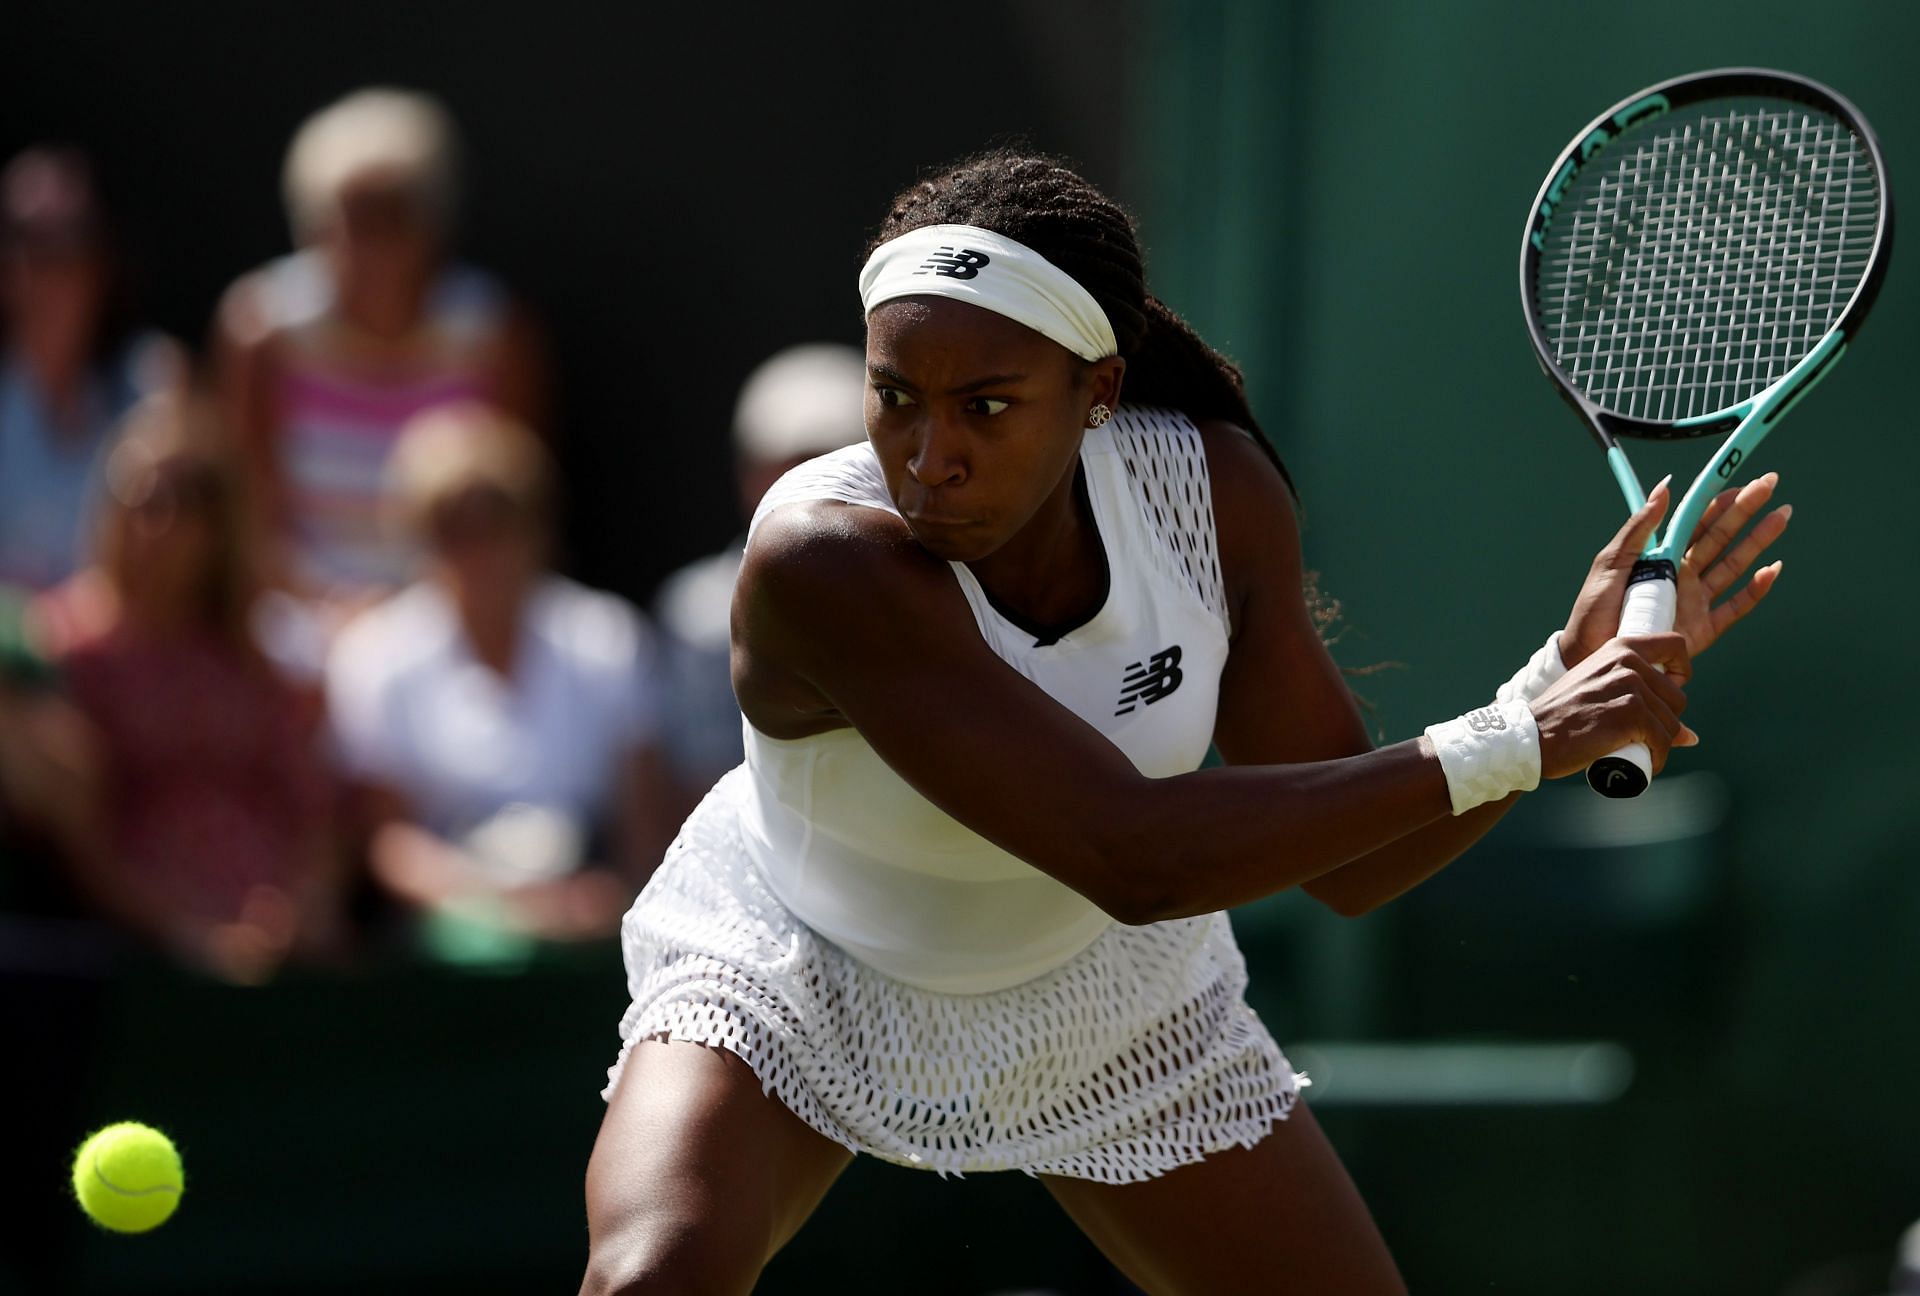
[858, 224, 1119, 363]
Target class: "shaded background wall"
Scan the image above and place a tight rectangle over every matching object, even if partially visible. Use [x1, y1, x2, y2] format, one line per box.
[1137, 2, 1920, 1291]
[5, 1, 1916, 1293]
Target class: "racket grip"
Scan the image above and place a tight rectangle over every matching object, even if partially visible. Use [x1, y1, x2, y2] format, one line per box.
[1585, 560, 1677, 799]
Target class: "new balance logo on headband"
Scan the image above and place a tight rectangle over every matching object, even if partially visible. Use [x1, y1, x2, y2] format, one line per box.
[1115, 646, 1184, 715]
[915, 247, 991, 279]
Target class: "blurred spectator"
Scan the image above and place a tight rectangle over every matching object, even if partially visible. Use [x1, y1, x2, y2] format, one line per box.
[0, 146, 181, 591]
[214, 88, 546, 607]
[26, 395, 343, 983]
[1893, 1217, 1920, 1293]
[326, 404, 670, 954]
[651, 343, 867, 807]
[0, 580, 92, 922]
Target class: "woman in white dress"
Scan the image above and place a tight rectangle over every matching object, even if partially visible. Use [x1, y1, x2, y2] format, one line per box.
[578, 149, 1788, 1295]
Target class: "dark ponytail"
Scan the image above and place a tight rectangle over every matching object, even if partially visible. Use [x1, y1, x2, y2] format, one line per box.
[868, 147, 1295, 496]
[1124, 297, 1293, 492]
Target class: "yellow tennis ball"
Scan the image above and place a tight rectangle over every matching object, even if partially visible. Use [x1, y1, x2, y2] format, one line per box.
[71, 1122, 184, 1233]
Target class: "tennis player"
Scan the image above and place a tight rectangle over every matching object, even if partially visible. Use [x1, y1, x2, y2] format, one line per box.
[578, 150, 1787, 1295]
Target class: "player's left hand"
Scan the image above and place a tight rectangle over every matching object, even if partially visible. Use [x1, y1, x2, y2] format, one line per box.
[1560, 472, 1789, 668]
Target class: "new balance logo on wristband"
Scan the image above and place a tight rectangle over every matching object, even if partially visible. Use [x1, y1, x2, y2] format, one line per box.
[1115, 646, 1184, 715]
[1465, 707, 1508, 734]
[915, 247, 991, 279]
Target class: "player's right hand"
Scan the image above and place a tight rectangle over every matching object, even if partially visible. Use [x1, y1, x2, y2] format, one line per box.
[1673, 472, 1790, 658]
[1531, 632, 1697, 780]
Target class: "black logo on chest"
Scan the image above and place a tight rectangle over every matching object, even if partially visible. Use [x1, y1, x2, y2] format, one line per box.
[1115, 645, 1184, 715]
[914, 247, 991, 279]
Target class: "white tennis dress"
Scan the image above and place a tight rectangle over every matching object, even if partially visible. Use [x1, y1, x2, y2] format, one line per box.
[604, 405, 1305, 1183]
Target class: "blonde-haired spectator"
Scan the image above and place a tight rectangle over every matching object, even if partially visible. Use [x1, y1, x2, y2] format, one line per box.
[326, 404, 672, 953]
[215, 87, 546, 607]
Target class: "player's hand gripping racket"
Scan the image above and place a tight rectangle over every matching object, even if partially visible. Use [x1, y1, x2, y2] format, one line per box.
[1521, 68, 1894, 798]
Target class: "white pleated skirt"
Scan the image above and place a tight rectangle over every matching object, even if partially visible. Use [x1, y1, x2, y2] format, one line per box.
[602, 769, 1306, 1184]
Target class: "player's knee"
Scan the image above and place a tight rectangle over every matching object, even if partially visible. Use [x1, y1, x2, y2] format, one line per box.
[579, 1216, 766, 1296]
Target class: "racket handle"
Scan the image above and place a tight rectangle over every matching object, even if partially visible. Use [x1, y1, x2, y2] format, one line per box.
[1585, 560, 1677, 799]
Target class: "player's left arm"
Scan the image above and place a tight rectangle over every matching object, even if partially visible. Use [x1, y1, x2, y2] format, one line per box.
[1203, 422, 1788, 917]
[1204, 422, 1514, 915]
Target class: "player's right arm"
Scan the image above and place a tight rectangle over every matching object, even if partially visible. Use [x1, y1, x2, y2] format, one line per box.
[731, 501, 1690, 926]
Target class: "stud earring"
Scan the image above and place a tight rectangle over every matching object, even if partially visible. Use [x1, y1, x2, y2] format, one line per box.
[1086, 404, 1113, 428]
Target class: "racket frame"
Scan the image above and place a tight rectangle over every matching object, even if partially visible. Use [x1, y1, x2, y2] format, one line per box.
[1518, 67, 1895, 794]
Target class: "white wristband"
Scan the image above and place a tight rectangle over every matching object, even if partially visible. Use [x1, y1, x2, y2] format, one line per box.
[1495, 632, 1568, 705]
[1424, 699, 1541, 816]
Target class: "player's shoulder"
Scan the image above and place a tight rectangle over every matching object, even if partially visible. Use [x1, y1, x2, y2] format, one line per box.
[748, 444, 890, 533]
[743, 441, 920, 587]
[1194, 419, 1297, 511]
[1192, 417, 1282, 478]
[732, 488, 955, 734]
[1191, 419, 1305, 589]
[744, 494, 919, 594]
[741, 481, 958, 660]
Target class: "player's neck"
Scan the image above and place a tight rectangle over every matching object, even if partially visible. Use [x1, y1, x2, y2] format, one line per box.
[966, 463, 1106, 633]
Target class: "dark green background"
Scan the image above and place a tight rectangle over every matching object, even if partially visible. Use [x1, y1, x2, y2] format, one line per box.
[1137, 2, 1920, 1291]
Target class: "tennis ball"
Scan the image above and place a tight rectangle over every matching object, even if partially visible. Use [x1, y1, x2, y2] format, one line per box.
[71, 1122, 184, 1233]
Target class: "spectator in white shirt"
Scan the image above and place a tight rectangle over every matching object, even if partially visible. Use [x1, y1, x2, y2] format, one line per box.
[327, 403, 671, 949]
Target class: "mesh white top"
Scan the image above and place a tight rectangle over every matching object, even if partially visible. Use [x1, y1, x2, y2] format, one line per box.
[1534, 98, 1880, 422]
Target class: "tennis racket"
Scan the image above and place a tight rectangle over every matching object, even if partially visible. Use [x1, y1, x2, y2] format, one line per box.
[1521, 67, 1894, 799]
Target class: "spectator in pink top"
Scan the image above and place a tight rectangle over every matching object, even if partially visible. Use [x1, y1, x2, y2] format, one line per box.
[30, 396, 343, 982]
[214, 88, 546, 608]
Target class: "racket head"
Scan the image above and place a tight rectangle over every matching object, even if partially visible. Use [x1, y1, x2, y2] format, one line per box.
[1520, 68, 1895, 449]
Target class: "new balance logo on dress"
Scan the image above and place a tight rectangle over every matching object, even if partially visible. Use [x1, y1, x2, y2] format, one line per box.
[1116, 646, 1184, 715]
[915, 247, 991, 279]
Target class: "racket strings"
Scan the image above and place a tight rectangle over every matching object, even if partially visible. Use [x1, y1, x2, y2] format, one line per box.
[1536, 101, 1879, 422]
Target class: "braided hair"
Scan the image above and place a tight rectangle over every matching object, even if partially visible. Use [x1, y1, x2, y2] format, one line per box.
[868, 147, 1294, 495]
